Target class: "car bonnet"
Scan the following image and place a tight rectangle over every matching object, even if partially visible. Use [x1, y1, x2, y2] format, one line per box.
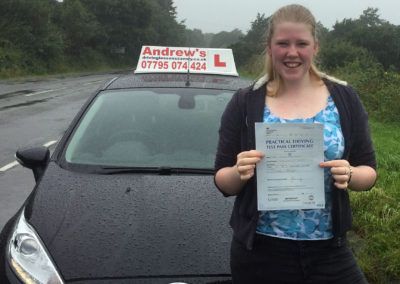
[25, 162, 234, 281]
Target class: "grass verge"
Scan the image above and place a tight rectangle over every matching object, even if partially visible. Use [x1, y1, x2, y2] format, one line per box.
[350, 120, 400, 283]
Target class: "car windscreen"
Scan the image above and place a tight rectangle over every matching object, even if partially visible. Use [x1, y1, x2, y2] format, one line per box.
[64, 88, 233, 169]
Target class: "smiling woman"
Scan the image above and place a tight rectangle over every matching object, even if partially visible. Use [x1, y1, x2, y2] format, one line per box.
[214, 4, 377, 283]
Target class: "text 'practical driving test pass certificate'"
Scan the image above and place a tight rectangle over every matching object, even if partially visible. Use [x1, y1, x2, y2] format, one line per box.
[255, 123, 325, 211]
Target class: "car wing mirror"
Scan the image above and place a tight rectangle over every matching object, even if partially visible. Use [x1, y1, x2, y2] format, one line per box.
[16, 146, 50, 182]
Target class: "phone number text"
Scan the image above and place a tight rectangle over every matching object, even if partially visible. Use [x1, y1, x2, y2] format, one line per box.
[140, 60, 206, 71]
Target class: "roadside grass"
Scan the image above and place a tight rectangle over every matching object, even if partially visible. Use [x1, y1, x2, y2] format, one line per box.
[350, 120, 400, 283]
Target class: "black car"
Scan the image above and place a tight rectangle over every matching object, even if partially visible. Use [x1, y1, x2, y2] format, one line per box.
[0, 49, 250, 283]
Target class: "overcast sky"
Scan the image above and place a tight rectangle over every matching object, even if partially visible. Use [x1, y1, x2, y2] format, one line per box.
[173, 0, 399, 33]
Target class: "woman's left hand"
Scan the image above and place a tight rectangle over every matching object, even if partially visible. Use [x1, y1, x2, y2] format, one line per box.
[319, 160, 352, 190]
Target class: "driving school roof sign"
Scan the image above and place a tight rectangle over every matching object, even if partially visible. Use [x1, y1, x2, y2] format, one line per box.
[135, 46, 239, 76]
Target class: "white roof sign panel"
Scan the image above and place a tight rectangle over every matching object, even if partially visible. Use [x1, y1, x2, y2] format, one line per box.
[135, 46, 239, 76]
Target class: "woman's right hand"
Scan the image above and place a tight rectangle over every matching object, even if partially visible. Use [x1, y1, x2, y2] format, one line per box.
[236, 150, 264, 181]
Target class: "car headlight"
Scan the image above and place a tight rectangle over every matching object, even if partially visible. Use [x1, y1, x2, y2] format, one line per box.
[7, 209, 64, 284]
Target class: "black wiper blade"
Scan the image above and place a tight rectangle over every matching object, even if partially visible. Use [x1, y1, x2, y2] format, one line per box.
[98, 166, 158, 175]
[166, 167, 214, 175]
[97, 166, 213, 175]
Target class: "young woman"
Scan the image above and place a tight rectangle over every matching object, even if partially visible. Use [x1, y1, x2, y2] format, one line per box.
[214, 4, 377, 283]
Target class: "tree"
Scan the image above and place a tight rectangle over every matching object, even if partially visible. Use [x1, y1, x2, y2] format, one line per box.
[0, 0, 63, 71]
[317, 40, 375, 70]
[54, 0, 102, 58]
[146, 0, 185, 46]
[79, 0, 185, 62]
[359, 7, 383, 27]
[209, 29, 244, 48]
[184, 28, 207, 47]
[230, 13, 269, 67]
[0, 0, 195, 75]
[330, 8, 400, 70]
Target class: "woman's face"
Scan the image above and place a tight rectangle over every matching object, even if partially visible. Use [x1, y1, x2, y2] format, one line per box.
[268, 21, 318, 84]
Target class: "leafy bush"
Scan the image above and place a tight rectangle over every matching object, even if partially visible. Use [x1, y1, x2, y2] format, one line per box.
[0, 44, 25, 77]
[317, 40, 373, 70]
[332, 59, 400, 123]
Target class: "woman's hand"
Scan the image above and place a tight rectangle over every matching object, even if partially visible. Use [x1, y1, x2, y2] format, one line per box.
[236, 150, 265, 181]
[319, 160, 352, 190]
[215, 150, 264, 196]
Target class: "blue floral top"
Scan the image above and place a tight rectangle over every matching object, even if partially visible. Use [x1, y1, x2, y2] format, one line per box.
[256, 96, 344, 240]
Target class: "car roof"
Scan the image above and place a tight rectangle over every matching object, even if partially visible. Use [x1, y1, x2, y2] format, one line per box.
[103, 73, 251, 91]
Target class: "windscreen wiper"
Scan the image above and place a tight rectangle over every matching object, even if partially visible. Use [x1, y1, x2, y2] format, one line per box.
[98, 166, 214, 175]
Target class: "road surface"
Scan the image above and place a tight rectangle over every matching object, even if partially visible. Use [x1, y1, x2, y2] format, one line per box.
[0, 72, 126, 229]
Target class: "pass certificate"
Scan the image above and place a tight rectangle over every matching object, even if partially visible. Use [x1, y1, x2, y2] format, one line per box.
[255, 123, 325, 211]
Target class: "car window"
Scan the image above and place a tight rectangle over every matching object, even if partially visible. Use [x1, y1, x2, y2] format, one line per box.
[65, 88, 233, 169]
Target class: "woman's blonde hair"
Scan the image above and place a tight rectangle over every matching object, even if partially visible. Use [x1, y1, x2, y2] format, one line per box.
[264, 4, 322, 96]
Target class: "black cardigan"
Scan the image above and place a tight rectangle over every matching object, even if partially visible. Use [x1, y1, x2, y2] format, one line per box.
[214, 78, 377, 250]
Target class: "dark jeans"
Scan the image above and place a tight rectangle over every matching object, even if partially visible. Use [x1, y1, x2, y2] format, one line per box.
[231, 234, 368, 284]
